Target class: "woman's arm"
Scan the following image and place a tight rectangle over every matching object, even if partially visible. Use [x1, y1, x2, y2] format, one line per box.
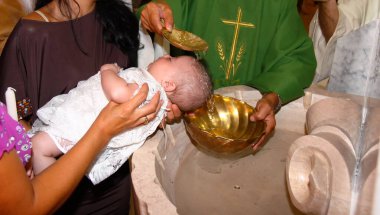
[0, 84, 161, 215]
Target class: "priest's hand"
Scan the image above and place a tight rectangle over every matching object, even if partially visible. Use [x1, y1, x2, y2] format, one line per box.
[141, 2, 174, 34]
[250, 93, 280, 152]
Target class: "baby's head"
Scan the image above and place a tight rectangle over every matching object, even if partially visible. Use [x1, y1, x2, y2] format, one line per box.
[148, 55, 212, 112]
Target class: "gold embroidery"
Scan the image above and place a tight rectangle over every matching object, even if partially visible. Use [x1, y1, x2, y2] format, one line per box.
[234, 43, 245, 77]
[217, 41, 227, 74]
[220, 7, 255, 80]
[217, 41, 225, 61]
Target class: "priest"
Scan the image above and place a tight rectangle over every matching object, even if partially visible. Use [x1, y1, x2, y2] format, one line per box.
[139, 0, 316, 149]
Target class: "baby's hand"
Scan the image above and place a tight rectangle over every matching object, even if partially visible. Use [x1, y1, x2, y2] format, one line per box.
[100, 63, 121, 73]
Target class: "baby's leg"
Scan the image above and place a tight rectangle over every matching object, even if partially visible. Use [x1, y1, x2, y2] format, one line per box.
[32, 132, 63, 175]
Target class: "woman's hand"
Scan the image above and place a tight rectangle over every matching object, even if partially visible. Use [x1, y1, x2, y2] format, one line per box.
[18, 119, 32, 131]
[249, 93, 280, 151]
[0, 84, 161, 215]
[166, 103, 182, 123]
[141, 2, 174, 34]
[159, 101, 182, 128]
[93, 84, 161, 141]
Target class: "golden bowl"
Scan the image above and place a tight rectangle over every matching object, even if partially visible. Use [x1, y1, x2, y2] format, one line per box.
[162, 27, 208, 52]
[184, 94, 265, 159]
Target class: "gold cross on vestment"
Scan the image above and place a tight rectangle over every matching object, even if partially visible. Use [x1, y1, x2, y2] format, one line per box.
[221, 7, 255, 80]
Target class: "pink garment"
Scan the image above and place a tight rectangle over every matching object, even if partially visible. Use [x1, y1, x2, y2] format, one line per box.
[0, 102, 31, 165]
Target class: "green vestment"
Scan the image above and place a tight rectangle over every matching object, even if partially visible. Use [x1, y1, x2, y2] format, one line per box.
[146, 0, 316, 103]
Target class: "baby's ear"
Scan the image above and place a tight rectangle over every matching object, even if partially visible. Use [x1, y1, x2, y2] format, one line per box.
[162, 80, 176, 92]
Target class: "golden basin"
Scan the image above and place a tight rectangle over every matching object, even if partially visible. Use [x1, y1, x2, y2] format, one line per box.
[162, 27, 208, 52]
[184, 94, 265, 158]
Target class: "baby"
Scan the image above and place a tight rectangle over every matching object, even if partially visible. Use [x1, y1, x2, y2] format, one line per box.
[31, 55, 212, 184]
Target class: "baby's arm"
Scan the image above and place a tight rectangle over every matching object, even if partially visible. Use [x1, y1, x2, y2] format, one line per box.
[100, 64, 136, 103]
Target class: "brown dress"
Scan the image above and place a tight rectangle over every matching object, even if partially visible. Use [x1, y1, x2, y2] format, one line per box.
[0, 11, 132, 215]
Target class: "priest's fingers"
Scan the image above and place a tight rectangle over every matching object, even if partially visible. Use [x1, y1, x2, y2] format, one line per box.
[250, 96, 276, 132]
[141, 2, 173, 34]
[141, 2, 161, 32]
[252, 133, 267, 152]
[158, 2, 173, 31]
[251, 107, 276, 135]
[250, 97, 276, 152]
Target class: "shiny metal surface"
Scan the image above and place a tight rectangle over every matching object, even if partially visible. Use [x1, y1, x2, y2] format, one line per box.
[162, 27, 208, 52]
[184, 94, 265, 158]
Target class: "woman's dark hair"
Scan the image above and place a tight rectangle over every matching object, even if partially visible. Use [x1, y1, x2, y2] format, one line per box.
[35, 0, 140, 67]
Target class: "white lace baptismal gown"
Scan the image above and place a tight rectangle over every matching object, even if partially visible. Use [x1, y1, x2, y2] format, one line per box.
[32, 68, 168, 184]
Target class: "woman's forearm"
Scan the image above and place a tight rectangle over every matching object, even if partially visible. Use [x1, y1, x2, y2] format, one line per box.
[0, 84, 155, 215]
[0, 120, 111, 215]
[26, 87, 155, 214]
[30, 122, 110, 214]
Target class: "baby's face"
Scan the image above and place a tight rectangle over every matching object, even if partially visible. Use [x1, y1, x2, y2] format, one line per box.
[148, 55, 194, 81]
